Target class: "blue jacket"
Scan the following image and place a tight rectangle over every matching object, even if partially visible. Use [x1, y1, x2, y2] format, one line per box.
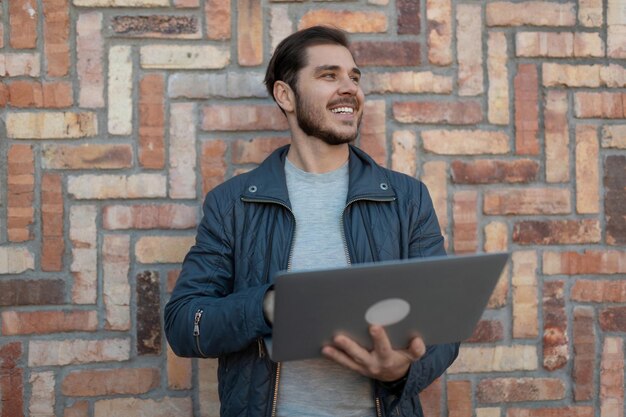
[165, 145, 459, 417]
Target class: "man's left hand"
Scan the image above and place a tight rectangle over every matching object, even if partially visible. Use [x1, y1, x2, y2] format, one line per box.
[321, 325, 426, 382]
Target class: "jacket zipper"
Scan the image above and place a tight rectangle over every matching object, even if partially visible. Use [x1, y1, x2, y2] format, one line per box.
[241, 196, 296, 417]
[375, 396, 383, 417]
[193, 309, 208, 358]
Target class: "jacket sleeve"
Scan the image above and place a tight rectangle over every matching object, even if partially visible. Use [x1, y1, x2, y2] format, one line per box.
[164, 191, 272, 358]
[400, 182, 460, 396]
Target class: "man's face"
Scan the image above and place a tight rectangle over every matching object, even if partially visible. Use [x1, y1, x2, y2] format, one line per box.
[292, 44, 365, 146]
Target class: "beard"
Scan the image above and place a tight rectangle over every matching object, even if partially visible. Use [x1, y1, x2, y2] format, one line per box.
[294, 89, 362, 146]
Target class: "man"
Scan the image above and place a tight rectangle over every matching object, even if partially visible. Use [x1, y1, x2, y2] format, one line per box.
[165, 26, 459, 417]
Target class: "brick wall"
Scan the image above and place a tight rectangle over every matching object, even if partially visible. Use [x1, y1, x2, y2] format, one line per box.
[0, 0, 624, 416]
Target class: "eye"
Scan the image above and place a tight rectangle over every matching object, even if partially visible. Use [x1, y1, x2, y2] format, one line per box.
[350, 75, 361, 84]
[321, 73, 336, 80]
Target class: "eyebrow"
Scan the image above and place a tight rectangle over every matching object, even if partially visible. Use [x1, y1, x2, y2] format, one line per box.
[314, 65, 362, 76]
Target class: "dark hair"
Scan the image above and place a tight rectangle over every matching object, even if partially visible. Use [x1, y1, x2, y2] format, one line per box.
[264, 26, 351, 102]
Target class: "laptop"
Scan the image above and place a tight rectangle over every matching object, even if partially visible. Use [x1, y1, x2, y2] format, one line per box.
[266, 252, 510, 362]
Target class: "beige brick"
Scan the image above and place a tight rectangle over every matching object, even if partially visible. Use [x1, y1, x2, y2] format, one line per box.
[579, 0, 603, 26]
[574, 32, 605, 57]
[543, 250, 626, 275]
[486, 2, 576, 26]
[422, 130, 509, 155]
[103, 204, 198, 230]
[391, 130, 417, 176]
[108, 45, 132, 135]
[6, 112, 97, 139]
[484, 188, 571, 215]
[199, 358, 220, 417]
[543, 63, 601, 87]
[70, 206, 97, 304]
[169, 103, 197, 199]
[477, 408, 501, 417]
[29, 372, 55, 417]
[73, 0, 168, 5]
[299, 11, 387, 33]
[77, 12, 105, 108]
[68, 174, 167, 199]
[420, 161, 448, 231]
[167, 345, 192, 390]
[512, 251, 538, 338]
[484, 222, 508, 253]
[602, 125, 626, 148]
[544, 90, 570, 182]
[453, 191, 478, 254]
[448, 345, 538, 373]
[202, 104, 288, 131]
[0, 53, 41, 76]
[270, 6, 293, 53]
[600, 64, 626, 87]
[94, 397, 192, 417]
[516, 32, 574, 57]
[427, 0, 452, 65]
[42, 144, 133, 169]
[576, 125, 600, 214]
[103, 235, 131, 330]
[488, 32, 509, 124]
[0, 246, 35, 274]
[140, 45, 230, 69]
[205, 0, 231, 40]
[237, 0, 263, 66]
[29, 338, 130, 366]
[135, 236, 195, 264]
[601, 337, 624, 417]
[360, 100, 386, 166]
[362, 71, 453, 95]
[608, 24, 626, 58]
[232, 137, 289, 164]
[457, 4, 483, 96]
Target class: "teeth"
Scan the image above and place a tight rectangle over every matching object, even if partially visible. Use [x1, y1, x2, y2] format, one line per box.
[331, 107, 354, 114]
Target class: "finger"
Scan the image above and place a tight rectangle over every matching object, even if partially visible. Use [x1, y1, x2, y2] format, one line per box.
[332, 334, 371, 365]
[322, 345, 366, 374]
[369, 325, 393, 357]
[407, 337, 426, 360]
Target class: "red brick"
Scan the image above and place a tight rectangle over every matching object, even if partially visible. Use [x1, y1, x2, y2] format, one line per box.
[360, 100, 387, 166]
[398, 0, 420, 34]
[543, 281, 568, 371]
[543, 250, 626, 275]
[237, 0, 262, 66]
[393, 100, 482, 125]
[465, 320, 504, 343]
[512, 219, 601, 245]
[447, 380, 472, 417]
[62, 368, 160, 396]
[451, 159, 539, 184]
[41, 173, 64, 272]
[300, 11, 387, 33]
[575, 92, 625, 118]
[8, 81, 73, 108]
[202, 105, 288, 131]
[9, 0, 38, 48]
[103, 204, 197, 230]
[0, 342, 24, 417]
[42, 144, 133, 170]
[167, 269, 181, 293]
[0, 83, 8, 106]
[573, 307, 595, 401]
[167, 345, 192, 389]
[7, 144, 34, 242]
[506, 407, 594, 417]
[351, 41, 420, 66]
[64, 401, 89, 417]
[605, 155, 626, 245]
[453, 190, 478, 254]
[205, 0, 231, 40]
[484, 188, 571, 215]
[477, 378, 565, 403]
[139, 73, 165, 169]
[0, 279, 65, 306]
[419, 377, 442, 417]
[514, 64, 540, 155]
[1, 310, 97, 335]
[43, 0, 70, 77]
[599, 307, 626, 332]
[572, 279, 626, 303]
[201, 139, 228, 194]
[232, 137, 290, 164]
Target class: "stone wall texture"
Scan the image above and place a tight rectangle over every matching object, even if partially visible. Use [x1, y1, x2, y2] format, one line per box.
[0, 0, 625, 416]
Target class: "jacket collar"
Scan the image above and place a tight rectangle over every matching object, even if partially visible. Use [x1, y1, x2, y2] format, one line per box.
[240, 144, 396, 207]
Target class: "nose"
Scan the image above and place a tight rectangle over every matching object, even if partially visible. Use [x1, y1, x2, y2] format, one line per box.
[338, 74, 359, 96]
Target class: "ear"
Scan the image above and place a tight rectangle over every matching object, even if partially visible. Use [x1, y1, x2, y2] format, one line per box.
[273, 81, 296, 113]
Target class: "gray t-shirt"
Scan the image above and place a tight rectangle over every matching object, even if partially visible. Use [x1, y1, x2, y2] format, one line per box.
[276, 158, 376, 417]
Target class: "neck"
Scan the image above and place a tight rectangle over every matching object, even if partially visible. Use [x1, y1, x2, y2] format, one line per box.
[286, 136, 350, 174]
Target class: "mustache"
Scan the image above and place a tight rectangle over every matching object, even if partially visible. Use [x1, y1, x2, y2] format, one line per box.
[328, 98, 359, 109]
